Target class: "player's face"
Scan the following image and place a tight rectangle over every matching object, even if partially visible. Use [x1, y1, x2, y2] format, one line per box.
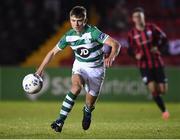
[70, 15, 86, 33]
[132, 12, 145, 25]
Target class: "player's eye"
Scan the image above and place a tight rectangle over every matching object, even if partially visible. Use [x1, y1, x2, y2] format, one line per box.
[78, 20, 83, 22]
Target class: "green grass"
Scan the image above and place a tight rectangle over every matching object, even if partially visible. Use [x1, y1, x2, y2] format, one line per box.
[0, 101, 180, 139]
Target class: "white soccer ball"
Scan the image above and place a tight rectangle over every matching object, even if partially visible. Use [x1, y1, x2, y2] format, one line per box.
[22, 74, 43, 94]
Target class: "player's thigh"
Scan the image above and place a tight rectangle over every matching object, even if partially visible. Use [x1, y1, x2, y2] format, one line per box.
[140, 68, 153, 85]
[157, 83, 168, 94]
[155, 67, 168, 93]
[85, 67, 105, 97]
[71, 74, 84, 95]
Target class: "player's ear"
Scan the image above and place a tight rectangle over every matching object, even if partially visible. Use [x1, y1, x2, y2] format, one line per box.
[83, 18, 88, 26]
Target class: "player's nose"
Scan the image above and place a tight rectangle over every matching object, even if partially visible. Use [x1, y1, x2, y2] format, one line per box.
[75, 21, 79, 26]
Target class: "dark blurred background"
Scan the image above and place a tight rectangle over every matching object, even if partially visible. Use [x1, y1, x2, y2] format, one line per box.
[0, 0, 180, 66]
[0, 3, 180, 137]
[0, 0, 180, 102]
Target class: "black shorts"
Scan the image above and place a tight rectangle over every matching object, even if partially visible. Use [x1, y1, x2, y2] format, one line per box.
[140, 67, 168, 85]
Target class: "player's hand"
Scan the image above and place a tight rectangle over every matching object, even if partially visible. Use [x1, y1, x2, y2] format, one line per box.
[35, 70, 43, 77]
[104, 55, 115, 68]
[135, 53, 142, 60]
[34, 73, 43, 82]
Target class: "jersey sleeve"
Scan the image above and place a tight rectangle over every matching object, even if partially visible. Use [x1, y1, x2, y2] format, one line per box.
[56, 34, 69, 50]
[91, 27, 109, 44]
[152, 24, 168, 47]
[153, 24, 167, 38]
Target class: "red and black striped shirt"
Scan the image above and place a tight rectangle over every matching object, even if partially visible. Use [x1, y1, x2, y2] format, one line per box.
[128, 23, 167, 69]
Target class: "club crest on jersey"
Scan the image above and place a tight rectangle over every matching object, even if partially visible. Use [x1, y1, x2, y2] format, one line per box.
[77, 47, 90, 58]
[84, 38, 91, 44]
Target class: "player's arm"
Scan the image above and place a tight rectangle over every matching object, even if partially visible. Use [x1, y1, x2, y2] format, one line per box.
[153, 24, 167, 40]
[36, 34, 68, 76]
[35, 46, 61, 76]
[151, 24, 168, 54]
[103, 37, 121, 68]
[92, 26, 120, 68]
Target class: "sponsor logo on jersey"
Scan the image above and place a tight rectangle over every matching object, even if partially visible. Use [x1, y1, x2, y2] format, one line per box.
[77, 47, 90, 58]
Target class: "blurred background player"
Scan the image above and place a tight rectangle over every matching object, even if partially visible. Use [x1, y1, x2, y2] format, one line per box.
[127, 7, 169, 120]
[36, 6, 120, 132]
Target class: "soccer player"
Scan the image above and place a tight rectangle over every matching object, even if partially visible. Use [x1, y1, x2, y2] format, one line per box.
[36, 6, 120, 132]
[127, 7, 169, 120]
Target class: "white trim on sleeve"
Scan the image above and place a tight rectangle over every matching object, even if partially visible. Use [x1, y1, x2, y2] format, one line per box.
[55, 43, 62, 51]
[102, 35, 109, 43]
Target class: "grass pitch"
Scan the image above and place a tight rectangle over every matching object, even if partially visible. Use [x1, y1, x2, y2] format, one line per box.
[0, 101, 180, 139]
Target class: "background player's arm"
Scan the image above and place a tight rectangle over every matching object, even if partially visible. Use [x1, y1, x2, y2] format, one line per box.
[104, 37, 121, 67]
[152, 24, 168, 54]
[153, 24, 167, 40]
[36, 46, 61, 76]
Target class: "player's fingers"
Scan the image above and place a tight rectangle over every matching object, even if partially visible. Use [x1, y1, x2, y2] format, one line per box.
[106, 61, 109, 67]
[36, 71, 44, 77]
[109, 59, 113, 67]
[105, 57, 113, 68]
[104, 59, 109, 68]
[107, 59, 111, 68]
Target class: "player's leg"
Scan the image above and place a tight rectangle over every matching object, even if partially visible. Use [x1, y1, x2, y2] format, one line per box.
[59, 74, 84, 121]
[82, 67, 105, 130]
[85, 92, 98, 108]
[156, 67, 168, 94]
[147, 81, 167, 114]
[82, 93, 97, 130]
[157, 83, 169, 120]
[51, 74, 84, 132]
[140, 68, 167, 117]
[155, 67, 169, 119]
[157, 83, 168, 94]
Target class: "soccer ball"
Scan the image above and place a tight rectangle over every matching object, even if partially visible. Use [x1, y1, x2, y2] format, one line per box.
[22, 74, 43, 94]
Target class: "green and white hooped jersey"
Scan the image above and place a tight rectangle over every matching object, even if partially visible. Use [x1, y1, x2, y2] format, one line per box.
[56, 25, 109, 67]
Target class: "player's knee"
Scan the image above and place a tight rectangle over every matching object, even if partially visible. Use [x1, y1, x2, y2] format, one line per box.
[158, 84, 168, 94]
[71, 84, 82, 95]
[159, 88, 167, 94]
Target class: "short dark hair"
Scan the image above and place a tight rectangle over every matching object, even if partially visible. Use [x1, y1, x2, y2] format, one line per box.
[132, 7, 145, 14]
[70, 6, 87, 18]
